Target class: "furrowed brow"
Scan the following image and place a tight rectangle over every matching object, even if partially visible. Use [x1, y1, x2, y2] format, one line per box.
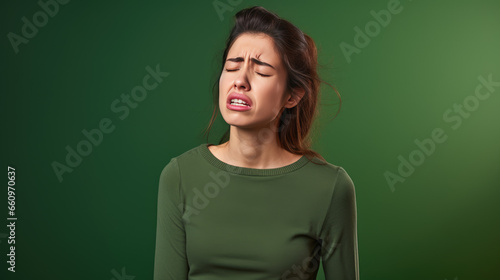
[226, 57, 275, 69]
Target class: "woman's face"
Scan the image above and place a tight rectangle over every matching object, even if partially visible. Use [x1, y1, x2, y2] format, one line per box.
[219, 32, 292, 130]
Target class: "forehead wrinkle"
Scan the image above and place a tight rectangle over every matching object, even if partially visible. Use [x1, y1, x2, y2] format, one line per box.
[227, 36, 280, 69]
[234, 49, 264, 58]
[232, 48, 270, 61]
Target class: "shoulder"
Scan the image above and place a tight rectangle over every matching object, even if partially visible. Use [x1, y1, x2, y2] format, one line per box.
[311, 157, 356, 198]
[305, 156, 354, 184]
[159, 143, 205, 176]
[157, 145, 200, 195]
[314, 162, 356, 210]
[332, 166, 356, 199]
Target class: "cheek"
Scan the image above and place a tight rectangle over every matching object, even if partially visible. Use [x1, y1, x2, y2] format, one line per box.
[259, 84, 283, 105]
[219, 73, 230, 90]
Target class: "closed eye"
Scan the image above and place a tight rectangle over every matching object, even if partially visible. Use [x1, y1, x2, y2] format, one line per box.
[225, 69, 271, 77]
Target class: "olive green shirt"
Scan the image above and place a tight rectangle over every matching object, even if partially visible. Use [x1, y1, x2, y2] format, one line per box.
[154, 143, 359, 279]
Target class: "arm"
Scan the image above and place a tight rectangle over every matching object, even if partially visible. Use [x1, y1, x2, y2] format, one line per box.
[320, 167, 359, 280]
[153, 158, 189, 280]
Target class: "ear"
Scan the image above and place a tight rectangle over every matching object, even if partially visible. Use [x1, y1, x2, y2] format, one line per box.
[284, 88, 306, 109]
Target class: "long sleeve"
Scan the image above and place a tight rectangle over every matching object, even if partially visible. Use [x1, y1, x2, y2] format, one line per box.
[153, 158, 189, 280]
[320, 167, 359, 280]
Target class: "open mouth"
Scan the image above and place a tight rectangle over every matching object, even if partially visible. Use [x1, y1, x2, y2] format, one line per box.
[229, 99, 250, 107]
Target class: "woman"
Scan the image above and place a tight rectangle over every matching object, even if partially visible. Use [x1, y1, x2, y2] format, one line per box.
[154, 6, 359, 280]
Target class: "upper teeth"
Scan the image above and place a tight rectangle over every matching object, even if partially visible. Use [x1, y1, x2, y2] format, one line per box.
[230, 99, 248, 105]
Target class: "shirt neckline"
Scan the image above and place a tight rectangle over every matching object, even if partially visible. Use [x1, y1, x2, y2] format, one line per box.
[199, 143, 311, 176]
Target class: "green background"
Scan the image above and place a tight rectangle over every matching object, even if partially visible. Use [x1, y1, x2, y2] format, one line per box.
[1, 0, 499, 279]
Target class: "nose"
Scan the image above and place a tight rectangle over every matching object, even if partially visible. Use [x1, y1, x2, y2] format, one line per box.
[234, 80, 248, 91]
[233, 68, 250, 91]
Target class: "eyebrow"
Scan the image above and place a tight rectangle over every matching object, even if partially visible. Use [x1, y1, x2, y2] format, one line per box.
[226, 57, 276, 70]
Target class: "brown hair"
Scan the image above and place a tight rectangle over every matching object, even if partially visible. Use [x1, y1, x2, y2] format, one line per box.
[202, 6, 341, 164]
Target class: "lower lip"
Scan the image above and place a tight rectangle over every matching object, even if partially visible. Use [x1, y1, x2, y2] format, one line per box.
[227, 103, 252, 111]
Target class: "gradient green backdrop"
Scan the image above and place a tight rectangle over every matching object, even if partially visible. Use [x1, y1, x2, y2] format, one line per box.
[2, 0, 499, 279]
